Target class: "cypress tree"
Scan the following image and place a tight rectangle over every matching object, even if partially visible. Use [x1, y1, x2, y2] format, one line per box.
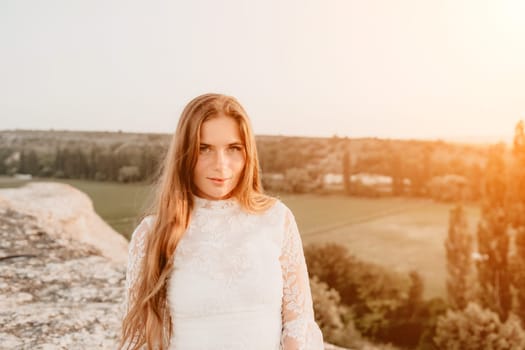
[508, 120, 525, 324]
[342, 147, 351, 195]
[446, 205, 473, 310]
[391, 152, 403, 195]
[476, 145, 511, 321]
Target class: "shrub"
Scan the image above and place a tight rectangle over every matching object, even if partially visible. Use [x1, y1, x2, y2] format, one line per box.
[434, 302, 525, 349]
[305, 243, 360, 305]
[118, 165, 140, 183]
[305, 242, 447, 349]
[311, 275, 353, 346]
[284, 167, 315, 193]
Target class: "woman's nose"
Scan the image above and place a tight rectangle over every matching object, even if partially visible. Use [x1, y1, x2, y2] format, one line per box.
[213, 150, 228, 169]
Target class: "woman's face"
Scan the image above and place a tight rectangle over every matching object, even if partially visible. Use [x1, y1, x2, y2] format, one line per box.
[193, 115, 246, 200]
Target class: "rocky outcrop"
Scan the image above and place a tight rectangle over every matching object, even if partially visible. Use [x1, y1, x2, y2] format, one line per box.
[0, 183, 128, 349]
[0, 182, 349, 350]
[0, 206, 126, 349]
[0, 182, 128, 265]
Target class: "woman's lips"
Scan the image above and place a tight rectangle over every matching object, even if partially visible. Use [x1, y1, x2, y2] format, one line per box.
[207, 177, 230, 184]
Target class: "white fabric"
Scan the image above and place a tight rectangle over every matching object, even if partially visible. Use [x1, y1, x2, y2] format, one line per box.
[124, 197, 324, 350]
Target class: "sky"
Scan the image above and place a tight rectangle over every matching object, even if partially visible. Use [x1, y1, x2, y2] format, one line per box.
[1, 0, 524, 142]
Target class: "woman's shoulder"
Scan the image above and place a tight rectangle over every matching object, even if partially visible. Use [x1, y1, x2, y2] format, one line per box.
[264, 195, 292, 212]
[129, 214, 156, 242]
[136, 214, 156, 230]
[142, 214, 156, 227]
[261, 196, 294, 222]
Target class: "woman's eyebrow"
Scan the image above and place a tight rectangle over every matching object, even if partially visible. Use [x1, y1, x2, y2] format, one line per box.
[199, 141, 244, 146]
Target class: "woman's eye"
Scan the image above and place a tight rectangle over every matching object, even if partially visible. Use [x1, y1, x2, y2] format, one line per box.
[199, 146, 210, 153]
[229, 145, 243, 152]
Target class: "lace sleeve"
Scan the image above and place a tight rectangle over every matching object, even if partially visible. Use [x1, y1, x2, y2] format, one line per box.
[279, 208, 324, 350]
[123, 216, 152, 313]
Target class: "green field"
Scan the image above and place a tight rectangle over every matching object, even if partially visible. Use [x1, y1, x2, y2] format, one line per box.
[1, 176, 481, 299]
[282, 194, 480, 298]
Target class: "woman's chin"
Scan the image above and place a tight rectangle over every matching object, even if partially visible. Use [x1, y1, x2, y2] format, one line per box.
[199, 189, 234, 200]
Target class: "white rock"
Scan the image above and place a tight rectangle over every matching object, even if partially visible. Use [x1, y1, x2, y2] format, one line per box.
[0, 182, 128, 265]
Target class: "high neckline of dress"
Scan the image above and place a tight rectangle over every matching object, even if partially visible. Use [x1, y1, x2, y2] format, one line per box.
[193, 195, 239, 210]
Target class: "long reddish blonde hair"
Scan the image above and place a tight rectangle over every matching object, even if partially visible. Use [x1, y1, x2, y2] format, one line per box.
[120, 93, 275, 349]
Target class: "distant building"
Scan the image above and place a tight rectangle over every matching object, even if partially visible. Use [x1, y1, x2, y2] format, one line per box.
[320, 173, 341, 192]
[14, 174, 32, 180]
[263, 173, 285, 181]
[322, 172, 411, 194]
[351, 173, 392, 194]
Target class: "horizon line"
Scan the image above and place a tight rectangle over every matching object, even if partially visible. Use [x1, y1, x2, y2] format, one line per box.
[0, 127, 513, 146]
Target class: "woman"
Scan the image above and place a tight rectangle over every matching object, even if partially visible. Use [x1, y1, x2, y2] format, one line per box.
[120, 93, 324, 350]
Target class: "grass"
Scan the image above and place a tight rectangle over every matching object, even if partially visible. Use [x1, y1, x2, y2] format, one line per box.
[1, 176, 481, 299]
[282, 193, 480, 299]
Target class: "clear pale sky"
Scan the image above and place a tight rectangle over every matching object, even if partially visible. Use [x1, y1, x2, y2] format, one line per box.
[1, 0, 524, 142]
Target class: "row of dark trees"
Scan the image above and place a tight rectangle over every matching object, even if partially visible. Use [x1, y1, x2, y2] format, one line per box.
[255, 134, 490, 201]
[1, 143, 165, 183]
[0, 132, 490, 203]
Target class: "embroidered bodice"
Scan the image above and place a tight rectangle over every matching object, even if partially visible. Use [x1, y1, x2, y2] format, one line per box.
[123, 197, 324, 350]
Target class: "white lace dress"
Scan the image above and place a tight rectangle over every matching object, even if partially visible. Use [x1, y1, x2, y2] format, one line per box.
[124, 196, 324, 350]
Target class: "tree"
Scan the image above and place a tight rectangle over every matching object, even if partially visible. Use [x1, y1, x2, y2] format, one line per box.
[73, 148, 88, 178]
[310, 276, 347, 345]
[118, 165, 140, 183]
[407, 271, 424, 312]
[508, 120, 525, 324]
[25, 150, 40, 175]
[446, 205, 473, 310]
[508, 120, 525, 227]
[88, 146, 98, 179]
[467, 163, 483, 201]
[0, 147, 13, 174]
[434, 302, 525, 349]
[311, 246, 407, 341]
[390, 152, 403, 195]
[304, 243, 359, 305]
[342, 146, 352, 195]
[476, 145, 511, 321]
[304, 242, 444, 348]
[139, 144, 167, 182]
[380, 271, 426, 348]
[53, 146, 64, 176]
[284, 167, 312, 193]
[18, 150, 27, 173]
[513, 120, 525, 156]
